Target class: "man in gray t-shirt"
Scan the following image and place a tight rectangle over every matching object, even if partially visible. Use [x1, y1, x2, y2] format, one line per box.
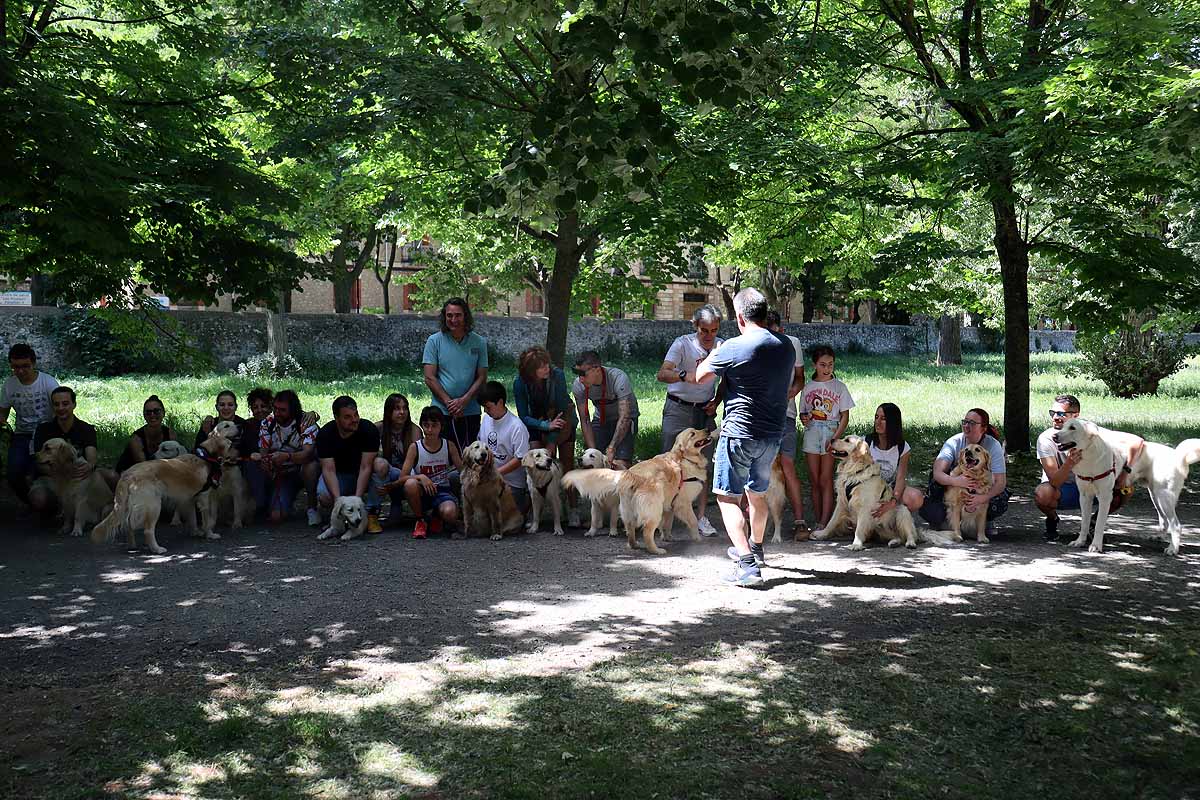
[572, 351, 640, 469]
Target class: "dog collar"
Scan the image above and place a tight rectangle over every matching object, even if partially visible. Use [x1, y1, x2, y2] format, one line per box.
[194, 447, 224, 492]
[1077, 457, 1117, 483]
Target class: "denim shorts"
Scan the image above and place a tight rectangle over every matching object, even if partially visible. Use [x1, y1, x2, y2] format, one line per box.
[802, 419, 839, 455]
[713, 434, 779, 496]
[779, 419, 798, 459]
[1056, 481, 1081, 510]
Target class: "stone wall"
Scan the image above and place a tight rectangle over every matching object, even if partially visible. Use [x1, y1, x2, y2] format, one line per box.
[3, 307, 1197, 372]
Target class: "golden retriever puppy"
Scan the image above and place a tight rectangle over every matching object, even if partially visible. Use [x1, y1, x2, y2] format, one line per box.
[565, 428, 710, 555]
[460, 440, 524, 541]
[91, 427, 235, 554]
[522, 448, 565, 536]
[812, 436, 917, 550]
[766, 456, 788, 544]
[945, 443, 993, 543]
[316, 495, 368, 541]
[34, 438, 114, 537]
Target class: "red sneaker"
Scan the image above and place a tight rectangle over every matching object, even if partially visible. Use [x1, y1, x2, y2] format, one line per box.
[412, 520, 428, 539]
[428, 516, 443, 535]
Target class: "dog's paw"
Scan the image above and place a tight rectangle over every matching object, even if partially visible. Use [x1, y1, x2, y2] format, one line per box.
[340, 532, 353, 541]
[317, 528, 336, 541]
[149, 545, 167, 555]
[770, 533, 781, 544]
[608, 529, 619, 537]
[1165, 543, 1180, 556]
[525, 523, 538, 535]
[1068, 538, 1086, 549]
[490, 533, 503, 541]
[584, 529, 597, 538]
[205, 532, 221, 540]
[977, 535, 989, 544]
[553, 527, 565, 537]
[811, 528, 829, 540]
[887, 538, 901, 548]
[849, 541, 865, 551]
[905, 539, 917, 549]
[951, 534, 963, 543]
[1088, 542, 1103, 553]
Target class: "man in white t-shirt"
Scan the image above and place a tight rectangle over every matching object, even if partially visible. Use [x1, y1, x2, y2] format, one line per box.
[1, 343, 59, 503]
[656, 304, 724, 535]
[765, 311, 808, 538]
[478, 380, 531, 513]
[1033, 394, 1084, 542]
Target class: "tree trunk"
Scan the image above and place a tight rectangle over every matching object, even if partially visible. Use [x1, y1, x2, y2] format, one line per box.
[859, 300, 878, 325]
[993, 195, 1032, 453]
[29, 273, 54, 306]
[266, 290, 288, 360]
[936, 314, 962, 366]
[332, 275, 354, 314]
[544, 213, 582, 367]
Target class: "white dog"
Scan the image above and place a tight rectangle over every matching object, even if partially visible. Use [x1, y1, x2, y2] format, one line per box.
[1056, 419, 1200, 555]
[574, 448, 619, 538]
[317, 495, 368, 541]
[154, 440, 190, 460]
[522, 448, 565, 536]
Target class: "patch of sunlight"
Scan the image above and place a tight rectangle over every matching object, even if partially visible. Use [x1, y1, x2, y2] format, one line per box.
[186, 762, 228, 784]
[431, 691, 534, 730]
[99, 569, 147, 583]
[0, 624, 78, 639]
[1114, 660, 1154, 673]
[25, 594, 49, 600]
[178, 599, 198, 606]
[974, 685, 996, 695]
[358, 743, 440, 787]
[882, 662, 921, 679]
[1063, 691, 1101, 711]
[281, 575, 314, 583]
[798, 709, 875, 754]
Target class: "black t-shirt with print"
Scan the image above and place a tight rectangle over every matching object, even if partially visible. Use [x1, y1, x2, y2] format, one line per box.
[34, 417, 98, 455]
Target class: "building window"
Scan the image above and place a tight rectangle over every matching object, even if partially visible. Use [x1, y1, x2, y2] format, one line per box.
[525, 289, 544, 315]
[682, 291, 708, 321]
[402, 283, 417, 311]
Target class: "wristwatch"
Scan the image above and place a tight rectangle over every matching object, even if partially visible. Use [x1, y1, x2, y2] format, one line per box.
[677, 369, 687, 382]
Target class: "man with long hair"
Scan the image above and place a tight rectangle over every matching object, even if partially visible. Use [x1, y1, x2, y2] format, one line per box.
[422, 298, 489, 453]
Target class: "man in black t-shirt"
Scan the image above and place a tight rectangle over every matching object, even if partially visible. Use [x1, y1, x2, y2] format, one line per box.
[316, 395, 382, 533]
[30, 386, 115, 511]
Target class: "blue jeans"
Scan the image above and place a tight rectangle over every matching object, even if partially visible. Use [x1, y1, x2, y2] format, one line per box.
[318, 471, 380, 511]
[7, 434, 36, 502]
[713, 434, 779, 496]
[243, 461, 304, 518]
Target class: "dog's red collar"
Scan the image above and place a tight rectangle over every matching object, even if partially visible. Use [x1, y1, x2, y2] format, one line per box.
[1077, 458, 1117, 482]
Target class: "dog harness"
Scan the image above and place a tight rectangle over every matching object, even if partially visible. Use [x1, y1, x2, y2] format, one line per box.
[530, 457, 558, 497]
[193, 446, 224, 494]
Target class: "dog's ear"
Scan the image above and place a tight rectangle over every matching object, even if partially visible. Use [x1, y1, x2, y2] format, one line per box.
[853, 438, 870, 460]
[1081, 419, 1099, 436]
[976, 446, 991, 469]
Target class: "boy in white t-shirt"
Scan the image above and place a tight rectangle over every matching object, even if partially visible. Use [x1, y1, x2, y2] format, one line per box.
[478, 380, 531, 513]
[1, 343, 59, 503]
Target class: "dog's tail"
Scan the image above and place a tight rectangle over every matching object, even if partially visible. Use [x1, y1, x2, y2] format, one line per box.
[90, 478, 129, 544]
[1176, 439, 1200, 469]
[562, 468, 622, 502]
[917, 529, 957, 546]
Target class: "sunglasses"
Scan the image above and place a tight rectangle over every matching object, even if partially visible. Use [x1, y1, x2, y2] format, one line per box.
[1048, 410, 1072, 418]
[144, 408, 165, 416]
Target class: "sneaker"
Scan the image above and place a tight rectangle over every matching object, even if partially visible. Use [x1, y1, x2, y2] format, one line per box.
[1044, 516, 1059, 542]
[727, 544, 766, 568]
[428, 516, 443, 535]
[722, 561, 764, 588]
[306, 508, 322, 527]
[697, 517, 718, 537]
[412, 520, 428, 539]
[366, 513, 383, 535]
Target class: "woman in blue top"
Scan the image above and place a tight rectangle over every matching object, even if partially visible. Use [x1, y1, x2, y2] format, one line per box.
[513, 345, 578, 474]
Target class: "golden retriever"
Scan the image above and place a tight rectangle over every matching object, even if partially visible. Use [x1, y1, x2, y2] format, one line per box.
[522, 448, 565, 536]
[944, 443, 993, 543]
[91, 427, 235, 554]
[34, 438, 114, 537]
[766, 456, 788, 544]
[316, 495, 368, 541]
[460, 440, 524, 541]
[202, 420, 254, 532]
[812, 436, 917, 550]
[564, 427, 710, 555]
[570, 448, 619, 538]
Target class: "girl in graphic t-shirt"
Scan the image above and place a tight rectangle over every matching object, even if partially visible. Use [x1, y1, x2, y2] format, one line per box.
[394, 406, 463, 540]
[799, 346, 854, 528]
[865, 403, 924, 516]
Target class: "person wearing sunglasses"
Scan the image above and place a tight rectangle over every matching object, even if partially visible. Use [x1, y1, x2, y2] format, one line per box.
[572, 351, 640, 470]
[115, 395, 178, 473]
[1034, 394, 1083, 542]
[919, 407, 1009, 535]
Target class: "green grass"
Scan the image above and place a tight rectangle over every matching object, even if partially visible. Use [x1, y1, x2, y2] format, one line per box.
[64, 352, 1200, 488]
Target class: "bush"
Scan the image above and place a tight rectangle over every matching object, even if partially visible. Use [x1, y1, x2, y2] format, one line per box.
[1071, 325, 1195, 398]
[53, 306, 209, 376]
[236, 352, 304, 380]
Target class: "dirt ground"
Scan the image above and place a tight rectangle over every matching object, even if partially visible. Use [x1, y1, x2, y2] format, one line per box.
[2, 486, 1198, 795]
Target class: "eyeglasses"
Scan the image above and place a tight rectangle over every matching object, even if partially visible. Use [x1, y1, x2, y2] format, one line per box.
[1048, 410, 1073, 418]
[961, 419, 981, 427]
[144, 408, 165, 416]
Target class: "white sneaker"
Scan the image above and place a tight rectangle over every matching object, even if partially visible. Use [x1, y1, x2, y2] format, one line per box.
[306, 508, 322, 527]
[698, 517, 718, 537]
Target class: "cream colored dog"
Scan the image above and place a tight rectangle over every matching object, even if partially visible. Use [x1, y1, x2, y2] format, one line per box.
[316, 495, 368, 541]
[461, 440, 524, 541]
[91, 428, 234, 554]
[522, 448, 565, 536]
[1055, 419, 1200, 555]
[566, 448, 620, 538]
[564, 428, 710, 555]
[202, 420, 253, 532]
[945, 443, 993, 544]
[34, 438, 114, 537]
[812, 436, 917, 550]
